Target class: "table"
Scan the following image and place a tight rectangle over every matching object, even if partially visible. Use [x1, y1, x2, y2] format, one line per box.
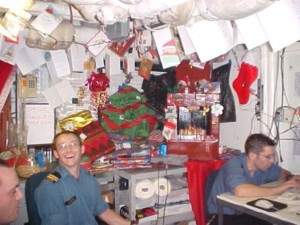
[217, 193, 300, 225]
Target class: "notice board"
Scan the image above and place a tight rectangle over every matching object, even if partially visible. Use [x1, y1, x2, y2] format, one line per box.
[24, 104, 55, 145]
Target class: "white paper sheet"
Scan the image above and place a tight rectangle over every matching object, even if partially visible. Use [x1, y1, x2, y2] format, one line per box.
[24, 104, 55, 145]
[235, 14, 268, 50]
[44, 50, 71, 79]
[95, 51, 106, 68]
[257, 0, 300, 52]
[68, 44, 87, 72]
[186, 20, 236, 63]
[177, 25, 196, 55]
[42, 79, 76, 110]
[105, 52, 121, 77]
[14, 48, 44, 75]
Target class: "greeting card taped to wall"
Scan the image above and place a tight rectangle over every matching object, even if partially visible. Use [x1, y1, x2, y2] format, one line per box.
[31, 5, 63, 35]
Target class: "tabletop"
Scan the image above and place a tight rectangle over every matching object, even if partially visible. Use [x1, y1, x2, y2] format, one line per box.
[217, 192, 300, 225]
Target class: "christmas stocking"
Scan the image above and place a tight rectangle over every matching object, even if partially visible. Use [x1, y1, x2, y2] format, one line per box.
[162, 121, 176, 140]
[232, 62, 258, 105]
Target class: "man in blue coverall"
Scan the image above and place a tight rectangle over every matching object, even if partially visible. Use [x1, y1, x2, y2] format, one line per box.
[207, 133, 300, 225]
[35, 131, 136, 225]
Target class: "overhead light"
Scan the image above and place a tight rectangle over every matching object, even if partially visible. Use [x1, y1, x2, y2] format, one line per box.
[0, 8, 31, 41]
[0, 0, 34, 10]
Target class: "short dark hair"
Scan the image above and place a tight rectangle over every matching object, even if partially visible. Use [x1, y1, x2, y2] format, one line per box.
[245, 133, 276, 155]
[52, 131, 82, 150]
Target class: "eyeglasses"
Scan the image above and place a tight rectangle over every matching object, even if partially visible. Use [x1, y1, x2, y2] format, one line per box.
[256, 153, 275, 160]
[56, 141, 80, 151]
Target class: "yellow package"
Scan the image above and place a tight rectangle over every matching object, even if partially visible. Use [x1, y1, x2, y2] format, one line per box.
[57, 110, 93, 132]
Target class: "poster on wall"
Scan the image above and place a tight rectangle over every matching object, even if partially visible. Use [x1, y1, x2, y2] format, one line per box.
[24, 104, 55, 145]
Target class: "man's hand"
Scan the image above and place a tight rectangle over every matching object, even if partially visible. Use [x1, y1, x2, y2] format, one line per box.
[289, 175, 300, 182]
[288, 175, 300, 189]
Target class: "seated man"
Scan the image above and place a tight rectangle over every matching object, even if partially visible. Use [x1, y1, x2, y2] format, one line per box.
[207, 133, 300, 225]
[35, 131, 137, 225]
[0, 159, 23, 225]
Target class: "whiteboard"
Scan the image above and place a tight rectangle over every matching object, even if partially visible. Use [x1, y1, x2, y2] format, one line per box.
[24, 104, 55, 145]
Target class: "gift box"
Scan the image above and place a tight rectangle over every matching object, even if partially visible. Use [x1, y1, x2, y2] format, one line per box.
[57, 110, 93, 132]
[74, 121, 116, 162]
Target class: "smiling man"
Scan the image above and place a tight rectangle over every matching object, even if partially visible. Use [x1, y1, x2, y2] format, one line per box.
[35, 131, 134, 225]
[0, 159, 23, 225]
[207, 133, 300, 225]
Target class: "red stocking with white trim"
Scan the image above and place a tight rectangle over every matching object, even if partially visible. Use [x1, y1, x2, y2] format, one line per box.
[232, 62, 258, 105]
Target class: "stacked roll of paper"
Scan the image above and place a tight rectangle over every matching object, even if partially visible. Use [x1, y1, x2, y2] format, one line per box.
[153, 177, 172, 197]
[135, 179, 155, 199]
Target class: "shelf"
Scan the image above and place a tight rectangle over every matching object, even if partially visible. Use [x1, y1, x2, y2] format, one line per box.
[117, 165, 186, 180]
[115, 165, 194, 223]
[139, 211, 195, 225]
[95, 171, 117, 192]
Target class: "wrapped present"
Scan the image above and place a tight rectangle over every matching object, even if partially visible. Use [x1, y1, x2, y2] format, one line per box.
[74, 121, 116, 162]
[108, 85, 148, 109]
[57, 110, 93, 132]
[147, 130, 165, 147]
[100, 85, 159, 140]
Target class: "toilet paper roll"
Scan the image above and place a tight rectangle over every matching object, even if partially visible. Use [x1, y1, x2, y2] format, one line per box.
[135, 179, 155, 199]
[153, 177, 172, 197]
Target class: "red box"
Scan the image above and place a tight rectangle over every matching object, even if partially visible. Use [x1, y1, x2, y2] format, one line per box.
[167, 140, 219, 160]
